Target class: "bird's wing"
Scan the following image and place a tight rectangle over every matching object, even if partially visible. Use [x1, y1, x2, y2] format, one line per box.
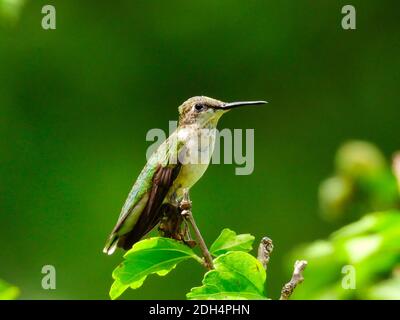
[103, 131, 183, 254]
[115, 156, 159, 230]
[118, 162, 181, 250]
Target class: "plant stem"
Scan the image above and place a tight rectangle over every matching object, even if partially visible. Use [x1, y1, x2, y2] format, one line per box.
[280, 260, 308, 300]
[180, 189, 214, 270]
[257, 237, 273, 271]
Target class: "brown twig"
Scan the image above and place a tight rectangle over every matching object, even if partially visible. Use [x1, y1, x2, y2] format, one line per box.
[280, 260, 308, 300]
[180, 189, 214, 270]
[257, 237, 273, 270]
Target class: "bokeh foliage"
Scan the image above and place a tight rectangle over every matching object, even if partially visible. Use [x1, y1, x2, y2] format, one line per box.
[290, 142, 400, 299]
[319, 141, 399, 221]
[289, 211, 400, 299]
[0, 279, 19, 300]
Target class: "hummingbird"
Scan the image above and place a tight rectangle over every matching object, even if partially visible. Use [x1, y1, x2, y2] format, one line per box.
[103, 96, 266, 255]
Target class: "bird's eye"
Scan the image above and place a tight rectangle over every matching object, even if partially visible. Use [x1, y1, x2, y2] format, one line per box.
[194, 104, 205, 112]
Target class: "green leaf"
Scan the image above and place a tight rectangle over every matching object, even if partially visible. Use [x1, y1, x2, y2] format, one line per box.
[331, 211, 400, 240]
[0, 279, 19, 300]
[331, 214, 378, 240]
[187, 251, 267, 300]
[210, 228, 255, 256]
[343, 234, 383, 263]
[365, 275, 400, 300]
[110, 237, 202, 300]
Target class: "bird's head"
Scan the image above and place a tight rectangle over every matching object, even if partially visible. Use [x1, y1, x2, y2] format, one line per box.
[178, 96, 267, 127]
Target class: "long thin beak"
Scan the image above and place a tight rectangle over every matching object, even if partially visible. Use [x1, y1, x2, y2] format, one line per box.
[217, 100, 268, 110]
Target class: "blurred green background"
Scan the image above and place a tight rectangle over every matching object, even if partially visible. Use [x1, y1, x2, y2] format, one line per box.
[0, 0, 399, 299]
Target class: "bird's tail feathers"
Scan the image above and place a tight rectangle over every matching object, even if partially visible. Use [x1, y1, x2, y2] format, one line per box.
[103, 234, 119, 255]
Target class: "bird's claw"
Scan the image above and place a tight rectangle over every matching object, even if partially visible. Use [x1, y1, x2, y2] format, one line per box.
[184, 239, 197, 248]
[179, 189, 192, 211]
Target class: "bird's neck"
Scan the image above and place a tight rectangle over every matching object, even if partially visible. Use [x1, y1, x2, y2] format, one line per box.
[182, 113, 222, 130]
[178, 121, 218, 139]
[177, 122, 218, 158]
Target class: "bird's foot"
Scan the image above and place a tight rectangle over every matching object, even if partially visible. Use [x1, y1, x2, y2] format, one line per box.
[179, 189, 192, 212]
[183, 239, 197, 248]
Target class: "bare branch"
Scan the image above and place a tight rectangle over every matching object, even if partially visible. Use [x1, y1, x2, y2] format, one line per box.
[257, 237, 273, 270]
[180, 189, 214, 270]
[280, 260, 308, 300]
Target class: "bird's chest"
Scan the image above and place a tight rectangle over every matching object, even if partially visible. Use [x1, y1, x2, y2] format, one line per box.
[169, 128, 216, 198]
